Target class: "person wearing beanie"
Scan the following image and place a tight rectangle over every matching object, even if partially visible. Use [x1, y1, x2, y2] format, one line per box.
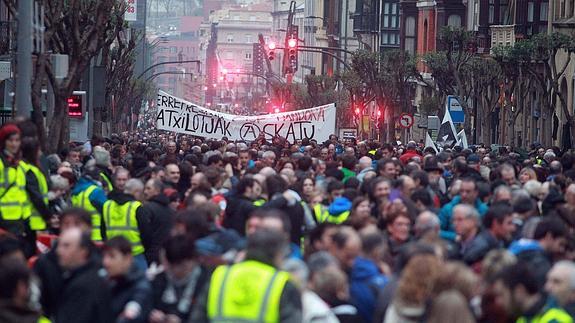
[0, 123, 34, 257]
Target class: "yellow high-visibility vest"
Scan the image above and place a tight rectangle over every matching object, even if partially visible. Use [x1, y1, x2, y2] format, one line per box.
[71, 185, 103, 241]
[207, 260, 290, 323]
[517, 306, 573, 323]
[0, 158, 27, 221]
[103, 200, 144, 255]
[20, 161, 49, 231]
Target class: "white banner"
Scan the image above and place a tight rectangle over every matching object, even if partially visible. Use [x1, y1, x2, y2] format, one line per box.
[155, 90, 336, 143]
[125, 0, 137, 22]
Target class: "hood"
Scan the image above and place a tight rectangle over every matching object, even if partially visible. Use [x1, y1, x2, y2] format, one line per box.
[71, 176, 100, 195]
[351, 256, 382, 280]
[148, 193, 170, 206]
[328, 197, 352, 215]
[508, 239, 542, 255]
[107, 190, 136, 205]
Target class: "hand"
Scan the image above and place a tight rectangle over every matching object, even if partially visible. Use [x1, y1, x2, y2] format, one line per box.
[166, 314, 182, 323]
[149, 309, 166, 323]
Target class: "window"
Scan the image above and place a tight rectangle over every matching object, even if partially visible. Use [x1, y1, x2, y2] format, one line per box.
[233, 15, 240, 20]
[500, 0, 509, 24]
[405, 16, 416, 55]
[489, 0, 495, 23]
[227, 34, 234, 42]
[474, 0, 480, 31]
[540, 1, 549, 21]
[250, 16, 256, 21]
[382, 2, 399, 29]
[528, 2, 534, 22]
[226, 52, 233, 59]
[245, 52, 252, 59]
[448, 15, 462, 27]
[245, 35, 252, 43]
[170, 46, 178, 54]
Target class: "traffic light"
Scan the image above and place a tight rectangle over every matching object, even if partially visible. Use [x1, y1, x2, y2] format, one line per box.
[354, 107, 361, 116]
[286, 26, 298, 73]
[267, 42, 276, 61]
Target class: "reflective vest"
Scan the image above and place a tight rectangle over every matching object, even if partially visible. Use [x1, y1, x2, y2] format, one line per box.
[20, 161, 49, 231]
[207, 260, 290, 323]
[99, 171, 113, 192]
[517, 306, 573, 323]
[103, 200, 144, 255]
[253, 198, 266, 207]
[71, 185, 103, 241]
[313, 204, 350, 224]
[313, 204, 329, 223]
[0, 158, 27, 222]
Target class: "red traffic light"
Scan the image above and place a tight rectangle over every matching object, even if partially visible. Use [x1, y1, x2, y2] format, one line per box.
[354, 107, 360, 115]
[377, 110, 382, 117]
[288, 38, 297, 48]
[274, 107, 280, 113]
[268, 42, 276, 50]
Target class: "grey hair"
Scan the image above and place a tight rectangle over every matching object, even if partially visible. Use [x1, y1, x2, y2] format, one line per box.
[262, 150, 276, 159]
[553, 261, 575, 290]
[282, 258, 310, 284]
[453, 204, 480, 222]
[415, 211, 440, 233]
[307, 251, 339, 274]
[124, 178, 144, 195]
[50, 175, 70, 190]
[93, 146, 111, 167]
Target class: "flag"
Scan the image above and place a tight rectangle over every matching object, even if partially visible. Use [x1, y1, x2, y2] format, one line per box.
[425, 132, 439, 153]
[436, 109, 457, 148]
[456, 129, 469, 149]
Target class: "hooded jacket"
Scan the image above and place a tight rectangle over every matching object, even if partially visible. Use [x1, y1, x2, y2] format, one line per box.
[350, 257, 388, 323]
[142, 194, 174, 265]
[108, 265, 153, 323]
[71, 176, 108, 213]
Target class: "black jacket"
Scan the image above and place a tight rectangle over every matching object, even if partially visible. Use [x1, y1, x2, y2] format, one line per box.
[55, 257, 113, 323]
[222, 194, 258, 236]
[107, 191, 153, 253]
[461, 230, 502, 265]
[516, 248, 552, 289]
[108, 265, 153, 323]
[35, 244, 103, 319]
[142, 194, 174, 264]
[151, 266, 209, 320]
[262, 195, 306, 245]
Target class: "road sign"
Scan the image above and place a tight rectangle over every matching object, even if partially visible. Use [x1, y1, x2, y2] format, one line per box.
[399, 113, 414, 129]
[447, 95, 465, 124]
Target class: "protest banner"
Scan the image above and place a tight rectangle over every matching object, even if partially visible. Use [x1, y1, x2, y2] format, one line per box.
[155, 90, 337, 143]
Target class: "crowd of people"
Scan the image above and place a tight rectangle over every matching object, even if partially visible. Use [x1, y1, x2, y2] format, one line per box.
[1, 119, 575, 323]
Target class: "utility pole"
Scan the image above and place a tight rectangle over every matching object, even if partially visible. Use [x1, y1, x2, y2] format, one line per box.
[16, 0, 33, 117]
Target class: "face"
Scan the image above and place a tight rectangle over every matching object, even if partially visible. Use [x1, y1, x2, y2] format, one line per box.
[383, 163, 396, 179]
[381, 149, 392, 159]
[239, 152, 250, 168]
[282, 162, 294, 171]
[387, 215, 411, 242]
[374, 181, 391, 201]
[115, 171, 129, 191]
[321, 149, 329, 160]
[330, 189, 344, 201]
[316, 162, 326, 174]
[428, 170, 441, 185]
[246, 216, 262, 236]
[152, 170, 165, 181]
[166, 165, 180, 184]
[191, 173, 204, 190]
[491, 280, 519, 319]
[246, 182, 262, 200]
[545, 265, 575, 306]
[502, 169, 516, 185]
[452, 209, 476, 238]
[459, 181, 478, 204]
[333, 236, 361, 270]
[57, 231, 86, 269]
[167, 259, 196, 281]
[67, 151, 80, 164]
[302, 178, 315, 196]
[354, 200, 371, 219]
[493, 215, 516, 241]
[4, 133, 20, 155]
[264, 153, 276, 167]
[167, 142, 177, 154]
[103, 249, 132, 278]
[401, 177, 416, 198]
[60, 216, 91, 234]
[144, 180, 160, 200]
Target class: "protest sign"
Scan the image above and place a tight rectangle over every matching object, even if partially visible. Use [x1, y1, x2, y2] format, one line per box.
[155, 90, 336, 143]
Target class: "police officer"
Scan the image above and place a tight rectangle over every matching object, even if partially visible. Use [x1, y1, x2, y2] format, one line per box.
[103, 178, 152, 271]
[0, 124, 31, 255]
[191, 228, 303, 322]
[20, 138, 51, 233]
[71, 166, 108, 242]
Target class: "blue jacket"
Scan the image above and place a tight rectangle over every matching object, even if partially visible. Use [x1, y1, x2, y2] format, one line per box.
[439, 196, 488, 241]
[72, 177, 108, 212]
[350, 257, 388, 323]
[328, 197, 352, 216]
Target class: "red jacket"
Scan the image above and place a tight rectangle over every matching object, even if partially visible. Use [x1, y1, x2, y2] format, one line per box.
[399, 150, 421, 165]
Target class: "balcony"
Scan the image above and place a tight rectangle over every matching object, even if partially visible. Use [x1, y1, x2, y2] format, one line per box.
[490, 25, 515, 53]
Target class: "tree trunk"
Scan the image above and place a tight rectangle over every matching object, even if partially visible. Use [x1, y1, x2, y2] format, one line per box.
[47, 94, 69, 153]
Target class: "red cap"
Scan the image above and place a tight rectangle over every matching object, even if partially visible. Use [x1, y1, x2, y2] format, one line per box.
[0, 124, 20, 144]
